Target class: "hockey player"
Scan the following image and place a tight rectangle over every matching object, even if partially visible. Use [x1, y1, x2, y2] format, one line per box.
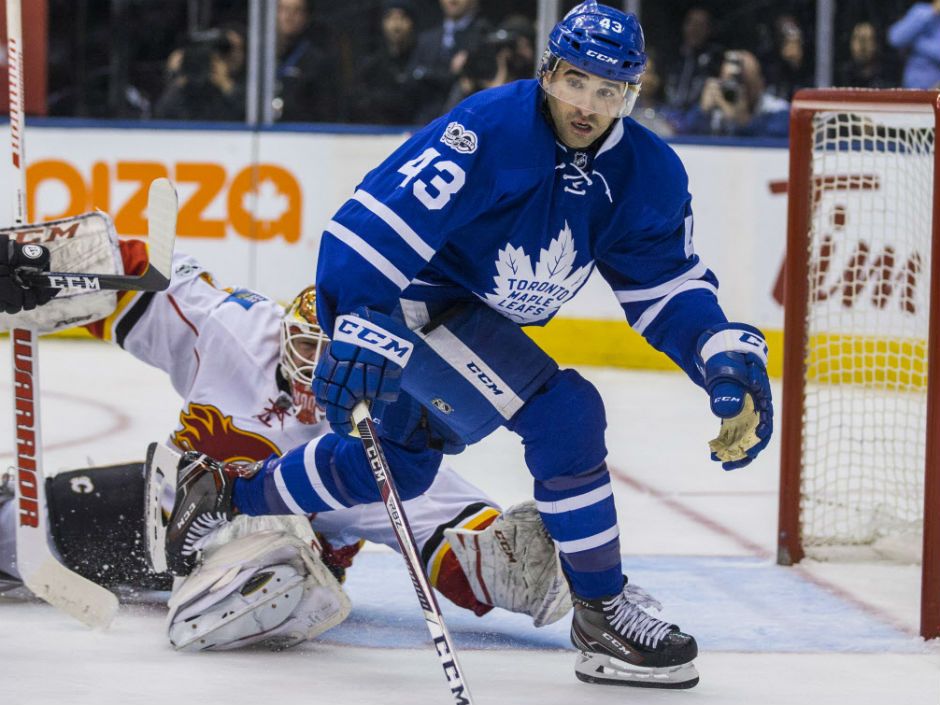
[158, 1, 774, 688]
[0, 236, 570, 650]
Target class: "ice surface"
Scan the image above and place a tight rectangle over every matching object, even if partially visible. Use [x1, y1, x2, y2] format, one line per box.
[1, 339, 937, 705]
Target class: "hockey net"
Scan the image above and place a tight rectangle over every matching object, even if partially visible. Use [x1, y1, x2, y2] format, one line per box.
[778, 89, 940, 639]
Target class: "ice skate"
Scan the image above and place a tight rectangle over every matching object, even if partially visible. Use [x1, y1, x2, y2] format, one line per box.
[571, 577, 699, 689]
[144, 443, 253, 576]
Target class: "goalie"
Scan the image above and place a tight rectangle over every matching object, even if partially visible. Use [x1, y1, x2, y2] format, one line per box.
[0, 232, 570, 650]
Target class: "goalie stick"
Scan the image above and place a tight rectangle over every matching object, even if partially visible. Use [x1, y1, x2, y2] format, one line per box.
[351, 402, 475, 705]
[11, 178, 178, 293]
[6, 0, 176, 627]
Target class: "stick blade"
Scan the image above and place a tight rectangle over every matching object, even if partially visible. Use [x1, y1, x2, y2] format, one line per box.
[145, 177, 178, 282]
[23, 558, 119, 629]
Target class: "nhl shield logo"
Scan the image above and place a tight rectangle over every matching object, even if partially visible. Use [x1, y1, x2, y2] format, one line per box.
[441, 122, 478, 154]
[431, 398, 453, 414]
[574, 152, 589, 169]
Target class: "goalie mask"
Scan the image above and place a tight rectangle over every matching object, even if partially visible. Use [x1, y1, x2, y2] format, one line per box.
[279, 286, 328, 424]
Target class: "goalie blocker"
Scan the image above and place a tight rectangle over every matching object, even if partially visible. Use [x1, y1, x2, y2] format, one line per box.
[1, 463, 350, 649]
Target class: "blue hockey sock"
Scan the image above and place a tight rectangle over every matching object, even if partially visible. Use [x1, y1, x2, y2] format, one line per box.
[535, 463, 624, 599]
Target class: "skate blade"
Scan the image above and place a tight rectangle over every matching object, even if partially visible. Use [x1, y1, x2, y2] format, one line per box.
[574, 651, 699, 689]
[143, 442, 182, 574]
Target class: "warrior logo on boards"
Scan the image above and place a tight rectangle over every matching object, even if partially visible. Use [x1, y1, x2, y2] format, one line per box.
[480, 221, 593, 324]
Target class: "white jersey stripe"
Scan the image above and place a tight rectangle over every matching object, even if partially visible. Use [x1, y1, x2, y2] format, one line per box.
[632, 280, 718, 336]
[614, 260, 707, 304]
[303, 436, 347, 511]
[556, 525, 621, 554]
[273, 462, 307, 515]
[353, 190, 436, 261]
[325, 220, 410, 290]
[420, 324, 525, 420]
[400, 298, 431, 329]
[536, 483, 613, 514]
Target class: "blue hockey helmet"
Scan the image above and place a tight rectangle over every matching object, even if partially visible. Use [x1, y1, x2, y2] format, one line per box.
[539, 1, 646, 117]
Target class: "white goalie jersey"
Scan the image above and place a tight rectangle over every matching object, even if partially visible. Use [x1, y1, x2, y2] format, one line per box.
[90, 243, 507, 609]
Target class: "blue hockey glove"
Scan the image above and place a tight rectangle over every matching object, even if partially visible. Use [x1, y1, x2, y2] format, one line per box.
[313, 308, 416, 436]
[695, 323, 773, 471]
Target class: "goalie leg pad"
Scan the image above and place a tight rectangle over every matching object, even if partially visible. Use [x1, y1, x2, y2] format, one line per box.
[167, 515, 351, 651]
[444, 500, 571, 627]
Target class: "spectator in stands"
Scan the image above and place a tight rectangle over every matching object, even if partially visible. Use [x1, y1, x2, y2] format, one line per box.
[763, 15, 812, 101]
[837, 21, 900, 88]
[496, 14, 537, 82]
[888, 0, 940, 88]
[440, 26, 517, 112]
[407, 0, 491, 123]
[219, 23, 248, 93]
[631, 50, 674, 137]
[663, 7, 723, 113]
[154, 30, 244, 121]
[274, 0, 341, 122]
[677, 49, 789, 138]
[347, 0, 419, 125]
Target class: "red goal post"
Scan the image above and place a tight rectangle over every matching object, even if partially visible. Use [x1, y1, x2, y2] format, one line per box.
[778, 88, 940, 640]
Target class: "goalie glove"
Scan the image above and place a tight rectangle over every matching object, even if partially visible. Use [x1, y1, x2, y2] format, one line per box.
[695, 323, 773, 471]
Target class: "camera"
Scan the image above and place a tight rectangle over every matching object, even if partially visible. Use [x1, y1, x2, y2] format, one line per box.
[719, 52, 744, 103]
[187, 28, 233, 56]
[177, 29, 233, 85]
[462, 29, 520, 84]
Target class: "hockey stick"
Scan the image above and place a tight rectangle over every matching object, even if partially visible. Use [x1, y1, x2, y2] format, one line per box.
[6, 0, 118, 627]
[13, 178, 178, 292]
[351, 402, 475, 705]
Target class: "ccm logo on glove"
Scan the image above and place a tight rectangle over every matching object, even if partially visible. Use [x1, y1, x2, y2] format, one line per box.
[333, 314, 414, 365]
[738, 332, 767, 353]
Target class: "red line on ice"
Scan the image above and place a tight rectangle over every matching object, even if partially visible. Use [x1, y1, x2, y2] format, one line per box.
[607, 463, 921, 639]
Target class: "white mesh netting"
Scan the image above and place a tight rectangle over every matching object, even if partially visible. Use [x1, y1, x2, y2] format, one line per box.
[800, 106, 934, 563]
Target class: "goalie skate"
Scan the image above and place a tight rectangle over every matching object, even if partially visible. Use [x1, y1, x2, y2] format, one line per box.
[571, 578, 699, 689]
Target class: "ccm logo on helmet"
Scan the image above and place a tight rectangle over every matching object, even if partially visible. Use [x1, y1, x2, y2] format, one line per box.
[334, 314, 414, 365]
[586, 49, 619, 65]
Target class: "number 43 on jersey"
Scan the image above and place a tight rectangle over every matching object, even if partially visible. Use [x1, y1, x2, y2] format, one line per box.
[397, 148, 466, 210]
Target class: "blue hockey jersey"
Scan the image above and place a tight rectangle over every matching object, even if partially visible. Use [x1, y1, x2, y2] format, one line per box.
[315, 79, 727, 384]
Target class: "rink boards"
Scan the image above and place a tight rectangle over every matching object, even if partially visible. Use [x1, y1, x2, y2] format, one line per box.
[0, 123, 792, 374]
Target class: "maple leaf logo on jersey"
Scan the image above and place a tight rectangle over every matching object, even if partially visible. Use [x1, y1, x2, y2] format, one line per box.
[480, 221, 593, 324]
[172, 403, 281, 463]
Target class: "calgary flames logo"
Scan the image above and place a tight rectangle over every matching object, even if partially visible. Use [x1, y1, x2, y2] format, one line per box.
[172, 403, 281, 463]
